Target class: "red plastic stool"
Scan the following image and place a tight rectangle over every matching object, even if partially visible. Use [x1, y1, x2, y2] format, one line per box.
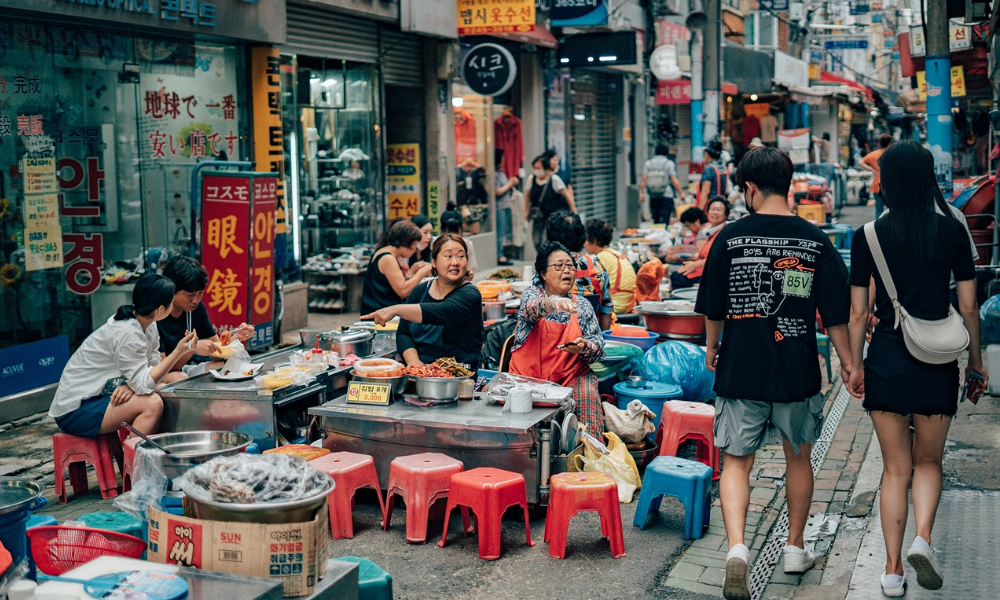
[656, 401, 721, 481]
[383, 453, 464, 544]
[544, 472, 625, 559]
[309, 452, 386, 540]
[121, 436, 140, 493]
[53, 432, 123, 503]
[438, 468, 534, 560]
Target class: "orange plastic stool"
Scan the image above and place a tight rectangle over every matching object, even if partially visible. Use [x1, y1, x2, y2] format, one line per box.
[121, 436, 140, 493]
[309, 452, 386, 540]
[438, 468, 534, 560]
[383, 453, 464, 544]
[656, 401, 721, 480]
[544, 472, 625, 559]
[53, 432, 122, 503]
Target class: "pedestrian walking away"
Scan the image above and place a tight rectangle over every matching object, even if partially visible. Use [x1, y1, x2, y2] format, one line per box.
[640, 144, 686, 224]
[694, 147, 854, 600]
[847, 139, 986, 598]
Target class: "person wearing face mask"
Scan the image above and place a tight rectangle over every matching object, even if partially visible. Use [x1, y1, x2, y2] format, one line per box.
[525, 153, 576, 252]
[364, 234, 484, 369]
[409, 213, 434, 266]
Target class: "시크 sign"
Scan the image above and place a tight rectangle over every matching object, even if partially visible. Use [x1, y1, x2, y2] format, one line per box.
[461, 43, 517, 97]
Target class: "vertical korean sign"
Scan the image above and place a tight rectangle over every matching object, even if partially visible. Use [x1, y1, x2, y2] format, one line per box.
[200, 172, 276, 348]
[21, 157, 64, 271]
[251, 47, 287, 272]
[387, 144, 421, 221]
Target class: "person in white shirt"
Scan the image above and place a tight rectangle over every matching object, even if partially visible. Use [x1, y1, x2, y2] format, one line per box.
[49, 274, 196, 438]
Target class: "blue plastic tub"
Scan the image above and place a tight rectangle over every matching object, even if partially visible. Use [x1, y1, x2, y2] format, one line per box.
[602, 329, 658, 352]
[0, 511, 30, 569]
[613, 381, 683, 430]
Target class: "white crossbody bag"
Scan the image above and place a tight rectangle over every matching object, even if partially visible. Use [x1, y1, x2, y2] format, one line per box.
[864, 222, 969, 364]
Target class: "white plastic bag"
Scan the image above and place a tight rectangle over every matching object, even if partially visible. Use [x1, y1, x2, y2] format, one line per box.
[602, 400, 656, 444]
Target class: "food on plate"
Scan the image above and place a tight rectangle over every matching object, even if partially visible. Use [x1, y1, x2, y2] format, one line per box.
[354, 358, 405, 377]
[263, 444, 331, 461]
[432, 357, 473, 377]
[218, 329, 232, 346]
[623, 228, 639, 236]
[340, 353, 361, 366]
[261, 374, 294, 389]
[490, 268, 519, 281]
[403, 364, 455, 378]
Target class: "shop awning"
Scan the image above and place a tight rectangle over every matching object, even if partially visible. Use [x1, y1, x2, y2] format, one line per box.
[818, 71, 873, 102]
[784, 83, 863, 105]
[493, 26, 558, 49]
[722, 43, 773, 95]
[722, 82, 739, 95]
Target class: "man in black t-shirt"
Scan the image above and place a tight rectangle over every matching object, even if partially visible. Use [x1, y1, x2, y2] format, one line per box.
[158, 256, 253, 381]
[694, 148, 853, 600]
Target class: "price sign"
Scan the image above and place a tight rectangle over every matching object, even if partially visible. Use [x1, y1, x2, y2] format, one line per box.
[346, 381, 393, 406]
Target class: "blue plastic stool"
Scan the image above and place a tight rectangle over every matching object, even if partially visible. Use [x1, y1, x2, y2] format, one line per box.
[75, 511, 144, 540]
[633, 456, 713, 540]
[25, 514, 57, 579]
[334, 556, 393, 600]
[816, 333, 832, 382]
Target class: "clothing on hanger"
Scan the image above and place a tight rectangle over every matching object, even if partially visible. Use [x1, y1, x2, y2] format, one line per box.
[454, 107, 478, 165]
[494, 110, 524, 178]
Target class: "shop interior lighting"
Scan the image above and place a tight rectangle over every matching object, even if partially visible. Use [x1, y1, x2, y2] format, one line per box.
[750, 94, 758, 101]
[290, 133, 301, 264]
[322, 79, 339, 87]
[598, 55, 618, 62]
[587, 57, 594, 62]
[560, 58, 570, 63]
[452, 96, 464, 107]
[573, 113, 586, 121]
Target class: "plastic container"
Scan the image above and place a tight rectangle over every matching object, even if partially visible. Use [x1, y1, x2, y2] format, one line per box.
[602, 329, 658, 352]
[25, 514, 58, 579]
[613, 381, 683, 430]
[75, 511, 144, 540]
[0, 511, 29, 570]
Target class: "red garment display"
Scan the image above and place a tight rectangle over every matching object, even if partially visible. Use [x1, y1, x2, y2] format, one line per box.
[742, 115, 761, 146]
[494, 112, 524, 178]
[454, 108, 478, 165]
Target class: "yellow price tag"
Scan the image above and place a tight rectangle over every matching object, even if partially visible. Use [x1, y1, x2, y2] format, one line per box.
[346, 381, 393, 406]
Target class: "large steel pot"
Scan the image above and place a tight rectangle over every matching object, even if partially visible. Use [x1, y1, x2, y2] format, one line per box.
[350, 370, 409, 396]
[185, 475, 333, 524]
[137, 431, 253, 481]
[411, 376, 460, 401]
[320, 326, 375, 357]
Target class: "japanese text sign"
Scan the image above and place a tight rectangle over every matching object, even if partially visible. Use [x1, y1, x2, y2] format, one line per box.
[457, 0, 535, 36]
[21, 158, 65, 272]
[387, 144, 422, 221]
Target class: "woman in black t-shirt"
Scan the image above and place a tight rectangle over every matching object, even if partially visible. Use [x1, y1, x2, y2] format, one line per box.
[360, 221, 433, 316]
[847, 140, 985, 596]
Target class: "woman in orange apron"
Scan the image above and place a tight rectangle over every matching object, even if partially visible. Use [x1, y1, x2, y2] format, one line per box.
[509, 242, 606, 437]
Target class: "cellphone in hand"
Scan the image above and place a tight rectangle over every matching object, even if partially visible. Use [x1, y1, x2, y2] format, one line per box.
[961, 371, 987, 404]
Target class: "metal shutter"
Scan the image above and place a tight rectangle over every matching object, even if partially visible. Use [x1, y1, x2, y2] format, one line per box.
[381, 29, 423, 87]
[675, 104, 692, 182]
[569, 72, 618, 224]
[285, 2, 379, 63]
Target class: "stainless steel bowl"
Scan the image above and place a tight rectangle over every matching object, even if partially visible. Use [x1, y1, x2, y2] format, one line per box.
[350, 370, 409, 396]
[185, 474, 334, 524]
[137, 431, 253, 481]
[0, 477, 43, 516]
[626, 375, 646, 389]
[320, 326, 375, 358]
[411, 376, 460, 401]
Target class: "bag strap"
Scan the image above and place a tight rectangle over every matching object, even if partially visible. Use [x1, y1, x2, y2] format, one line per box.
[863, 222, 903, 328]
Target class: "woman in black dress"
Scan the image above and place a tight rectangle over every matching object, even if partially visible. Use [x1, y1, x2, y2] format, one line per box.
[847, 140, 986, 597]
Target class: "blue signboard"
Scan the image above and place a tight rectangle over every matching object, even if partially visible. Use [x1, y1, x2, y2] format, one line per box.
[551, 0, 608, 27]
[759, 0, 790, 9]
[825, 39, 869, 49]
[0, 336, 70, 397]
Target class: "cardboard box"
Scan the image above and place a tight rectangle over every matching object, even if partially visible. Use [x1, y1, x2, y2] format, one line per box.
[146, 504, 329, 597]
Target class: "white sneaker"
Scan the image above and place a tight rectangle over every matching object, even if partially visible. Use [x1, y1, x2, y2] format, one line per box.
[906, 536, 943, 590]
[783, 544, 816, 574]
[880, 573, 907, 597]
[724, 544, 751, 600]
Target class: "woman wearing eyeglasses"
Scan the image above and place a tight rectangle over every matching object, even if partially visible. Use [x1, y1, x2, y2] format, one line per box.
[509, 242, 606, 438]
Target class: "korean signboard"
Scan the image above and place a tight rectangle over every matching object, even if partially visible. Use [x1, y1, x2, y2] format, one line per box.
[774, 50, 809, 88]
[251, 47, 288, 272]
[656, 80, 691, 105]
[21, 157, 64, 272]
[778, 128, 811, 164]
[916, 66, 965, 100]
[552, 0, 607, 27]
[200, 172, 277, 349]
[457, 0, 535, 36]
[461, 43, 518, 97]
[909, 24, 973, 57]
[387, 144, 422, 221]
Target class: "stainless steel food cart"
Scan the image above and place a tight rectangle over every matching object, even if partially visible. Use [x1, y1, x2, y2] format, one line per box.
[158, 347, 353, 451]
[309, 396, 562, 504]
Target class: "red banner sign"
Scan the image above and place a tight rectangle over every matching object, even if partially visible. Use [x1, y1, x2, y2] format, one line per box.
[656, 79, 691, 105]
[250, 178, 277, 333]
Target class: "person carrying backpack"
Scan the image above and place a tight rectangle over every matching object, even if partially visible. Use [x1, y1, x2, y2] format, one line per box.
[698, 139, 729, 209]
[640, 144, 685, 224]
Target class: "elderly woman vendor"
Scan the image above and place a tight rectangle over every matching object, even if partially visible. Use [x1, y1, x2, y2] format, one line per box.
[510, 242, 605, 437]
[363, 234, 484, 368]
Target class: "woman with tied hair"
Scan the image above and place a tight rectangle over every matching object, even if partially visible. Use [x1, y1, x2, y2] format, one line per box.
[362, 220, 433, 315]
[49, 274, 196, 437]
[848, 139, 985, 597]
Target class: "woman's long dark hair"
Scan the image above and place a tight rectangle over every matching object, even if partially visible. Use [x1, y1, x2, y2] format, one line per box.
[115, 274, 175, 320]
[878, 140, 958, 262]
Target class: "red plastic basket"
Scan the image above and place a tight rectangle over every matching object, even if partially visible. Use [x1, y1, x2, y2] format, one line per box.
[26, 526, 147, 575]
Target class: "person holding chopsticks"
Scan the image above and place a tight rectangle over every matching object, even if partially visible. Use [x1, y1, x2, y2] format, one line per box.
[158, 256, 254, 381]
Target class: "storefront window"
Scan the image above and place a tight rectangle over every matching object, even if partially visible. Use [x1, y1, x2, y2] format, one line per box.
[282, 55, 382, 261]
[452, 81, 511, 237]
[0, 21, 245, 350]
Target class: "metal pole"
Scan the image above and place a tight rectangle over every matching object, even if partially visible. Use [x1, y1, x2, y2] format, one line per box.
[702, 0, 721, 142]
[925, 0, 953, 196]
[691, 31, 704, 161]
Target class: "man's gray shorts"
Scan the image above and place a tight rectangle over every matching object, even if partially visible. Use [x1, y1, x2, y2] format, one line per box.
[713, 393, 825, 457]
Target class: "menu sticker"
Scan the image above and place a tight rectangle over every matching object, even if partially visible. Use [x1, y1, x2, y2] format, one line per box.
[21, 157, 64, 272]
[346, 381, 393, 406]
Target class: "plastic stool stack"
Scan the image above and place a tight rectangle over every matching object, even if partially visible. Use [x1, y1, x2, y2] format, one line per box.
[53, 432, 123, 503]
[334, 556, 393, 600]
[656, 400, 721, 480]
[309, 452, 385, 540]
[437, 467, 534, 560]
[74, 511, 144, 540]
[383, 452, 464, 544]
[544, 472, 624, 559]
[122, 436, 140, 493]
[633, 456, 713, 540]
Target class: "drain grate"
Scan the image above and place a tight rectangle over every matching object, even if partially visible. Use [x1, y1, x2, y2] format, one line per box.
[747, 385, 851, 600]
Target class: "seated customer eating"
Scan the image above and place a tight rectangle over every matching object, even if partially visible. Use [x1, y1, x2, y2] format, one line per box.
[363, 234, 484, 369]
[510, 242, 606, 437]
[49, 274, 197, 438]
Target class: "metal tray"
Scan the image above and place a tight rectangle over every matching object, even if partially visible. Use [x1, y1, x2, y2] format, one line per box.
[0, 477, 43, 516]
